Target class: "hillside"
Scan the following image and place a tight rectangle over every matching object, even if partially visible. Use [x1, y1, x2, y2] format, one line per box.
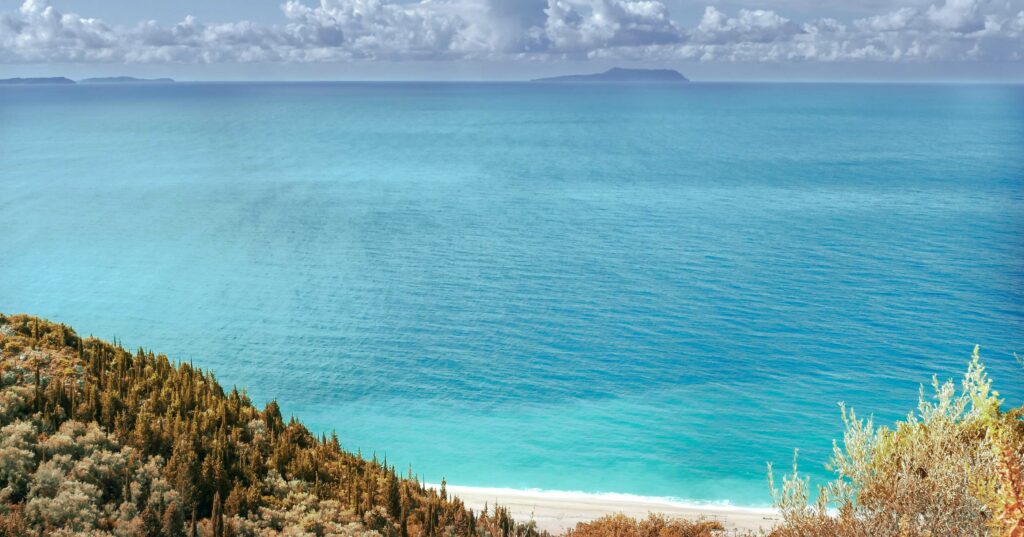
[2, 313, 1021, 537]
[0, 314, 541, 537]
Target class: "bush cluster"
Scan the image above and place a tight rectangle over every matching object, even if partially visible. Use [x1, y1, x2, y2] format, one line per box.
[768, 347, 1024, 537]
[3, 313, 1020, 537]
[0, 314, 541, 537]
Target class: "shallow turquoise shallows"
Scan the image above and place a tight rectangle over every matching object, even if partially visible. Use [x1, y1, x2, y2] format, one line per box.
[1, 82, 1022, 507]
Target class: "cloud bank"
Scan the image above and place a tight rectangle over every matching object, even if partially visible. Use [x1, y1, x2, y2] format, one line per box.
[1, 0, 1021, 65]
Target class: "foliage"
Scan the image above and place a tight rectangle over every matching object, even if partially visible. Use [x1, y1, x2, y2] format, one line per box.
[8, 312, 1020, 537]
[0, 313, 544, 537]
[768, 346, 1024, 537]
[564, 513, 723, 537]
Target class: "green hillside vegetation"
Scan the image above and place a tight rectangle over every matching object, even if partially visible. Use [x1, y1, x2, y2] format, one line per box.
[1, 313, 1021, 537]
[0, 314, 541, 537]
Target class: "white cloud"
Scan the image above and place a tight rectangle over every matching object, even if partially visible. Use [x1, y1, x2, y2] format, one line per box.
[856, 7, 919, 31]
[278, 0, 472, 60]
[0, 0, 118, 62]
[543, 0, 683, 53]
[0, 0, 1021, 65]
[927, 0, 984, 31]
[695, 6, 801, 44]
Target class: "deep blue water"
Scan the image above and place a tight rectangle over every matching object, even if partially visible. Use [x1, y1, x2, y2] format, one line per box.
[1, 82, 1022, 506]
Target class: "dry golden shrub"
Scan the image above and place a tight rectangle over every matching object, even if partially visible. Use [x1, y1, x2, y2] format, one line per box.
[993, 438, 1024, 537]
[0, 505, 28, 537]
[768, 347, 1024, 537]
[565, 513, 723, 537]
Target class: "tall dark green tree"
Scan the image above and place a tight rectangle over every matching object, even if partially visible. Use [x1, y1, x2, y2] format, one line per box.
[211, 491, 223, 537]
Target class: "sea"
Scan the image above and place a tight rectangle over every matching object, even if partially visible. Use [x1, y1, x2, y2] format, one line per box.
[1, 81, 1022, 508]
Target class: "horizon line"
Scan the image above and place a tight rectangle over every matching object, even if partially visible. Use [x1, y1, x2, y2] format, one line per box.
[3, 77, 1023, 85]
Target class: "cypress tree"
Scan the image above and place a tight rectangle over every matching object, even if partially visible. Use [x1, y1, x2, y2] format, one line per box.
[211, 491, 223, 537]
[162, 502, 185, 537]
[33, 365, 41, 412]
[387, 476, 402, 519]
[224, 482, 246, 517]
[138, 505, 161, 537]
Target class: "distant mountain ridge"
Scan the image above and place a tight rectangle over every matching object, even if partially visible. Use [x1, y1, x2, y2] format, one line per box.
[0, 77, 75, 85]
[80, 76, 175, 84]
[532, 68, 689, 83]
[0, 76, 175, 85]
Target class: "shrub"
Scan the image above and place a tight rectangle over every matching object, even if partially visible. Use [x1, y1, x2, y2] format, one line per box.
[768, 346, 1024, 537]
[565, 513, 723, 537]
[0, 420, 38, 502]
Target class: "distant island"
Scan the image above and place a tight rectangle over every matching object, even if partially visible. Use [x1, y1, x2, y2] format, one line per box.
[80, 76, 175, 84]
[0, 77, 75, 85]
[532, 68, 689, 83]
[0, 76, 174, 85]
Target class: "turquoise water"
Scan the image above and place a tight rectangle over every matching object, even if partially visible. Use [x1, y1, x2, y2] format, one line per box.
[1, 82, 1022, 506]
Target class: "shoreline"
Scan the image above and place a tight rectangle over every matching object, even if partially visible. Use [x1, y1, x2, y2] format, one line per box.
[427, 484, 781, 535]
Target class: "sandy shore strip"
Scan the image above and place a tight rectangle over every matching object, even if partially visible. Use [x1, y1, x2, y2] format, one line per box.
[428, 484, 781, 535]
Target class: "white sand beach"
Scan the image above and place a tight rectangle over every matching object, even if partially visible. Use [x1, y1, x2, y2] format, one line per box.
[431, 484, 781, 535]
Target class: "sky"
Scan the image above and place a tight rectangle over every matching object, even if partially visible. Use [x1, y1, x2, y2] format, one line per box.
[0, 0, 1022, 81]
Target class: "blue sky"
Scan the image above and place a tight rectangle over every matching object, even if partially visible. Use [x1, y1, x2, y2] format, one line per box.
[1, 0, 1022, 81]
